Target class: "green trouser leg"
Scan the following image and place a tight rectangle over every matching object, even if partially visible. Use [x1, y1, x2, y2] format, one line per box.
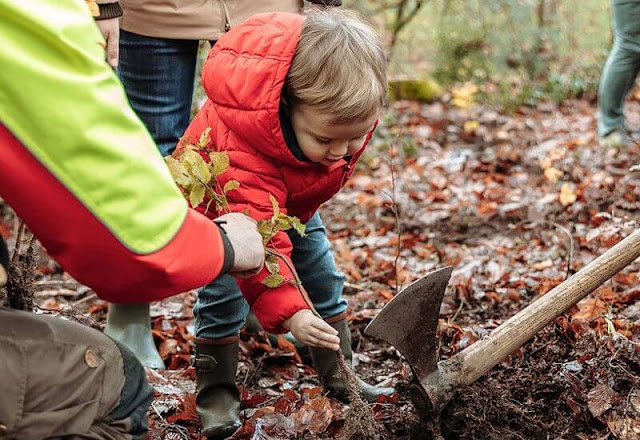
[598, 0, 640, 138]
[0, 308, 153, 439]
[105, 303, 165, 369]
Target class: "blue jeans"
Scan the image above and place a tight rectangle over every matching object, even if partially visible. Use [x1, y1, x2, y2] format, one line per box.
[194, 212, 348, 339]
[119, 30, 200, 156]
[598, 0, 640, 137]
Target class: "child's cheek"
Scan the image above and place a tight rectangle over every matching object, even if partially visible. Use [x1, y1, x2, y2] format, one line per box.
[348, 141, 362, 155]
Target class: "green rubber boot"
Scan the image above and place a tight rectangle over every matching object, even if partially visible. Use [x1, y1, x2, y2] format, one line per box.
[105, 303, 165, 369]
[600, 130, 628, 149]
[194, 338, 241, 439]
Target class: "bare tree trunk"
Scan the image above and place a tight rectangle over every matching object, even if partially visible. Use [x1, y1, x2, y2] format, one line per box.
[388, 0, 427, 60]
[537, 0, 547, 28]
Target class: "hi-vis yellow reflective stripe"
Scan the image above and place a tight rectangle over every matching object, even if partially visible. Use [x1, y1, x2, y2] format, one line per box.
[0, 0, 188, 254]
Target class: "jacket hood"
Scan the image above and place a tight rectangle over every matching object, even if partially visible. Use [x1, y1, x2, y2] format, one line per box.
[201, 12, 305, 166]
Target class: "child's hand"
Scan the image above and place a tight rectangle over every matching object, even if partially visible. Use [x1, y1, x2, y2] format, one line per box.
[283, 310, 340, 351]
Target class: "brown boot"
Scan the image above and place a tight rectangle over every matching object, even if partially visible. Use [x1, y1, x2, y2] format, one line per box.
[309, 317, 395, 403]
[194, 337, 241, 439]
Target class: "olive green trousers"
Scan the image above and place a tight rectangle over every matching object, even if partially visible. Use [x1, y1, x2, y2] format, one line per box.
[0, 308, 152, 439]
[598, 0, 640, 137]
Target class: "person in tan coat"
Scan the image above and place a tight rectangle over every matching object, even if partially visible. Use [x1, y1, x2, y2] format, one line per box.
[105, 0, 343, 370]
[117, 0, 342, 154]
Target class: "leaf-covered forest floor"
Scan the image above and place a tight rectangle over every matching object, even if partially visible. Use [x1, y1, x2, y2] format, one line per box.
[4, 96, 639, 439]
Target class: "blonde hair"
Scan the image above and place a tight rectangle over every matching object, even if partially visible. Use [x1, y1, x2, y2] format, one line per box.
[283, 8, 387, 125]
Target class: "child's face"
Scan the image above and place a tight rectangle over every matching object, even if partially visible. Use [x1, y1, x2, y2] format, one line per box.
[291, 105, 378, 166]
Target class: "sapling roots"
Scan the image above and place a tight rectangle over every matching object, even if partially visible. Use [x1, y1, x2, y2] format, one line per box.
[337, 352, 382, 440]
[268, 248, 381, 439]
[3, 222, 36, 311]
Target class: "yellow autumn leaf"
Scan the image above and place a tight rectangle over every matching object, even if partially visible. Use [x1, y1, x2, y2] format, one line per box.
[269, 194, 280, 222]
[463, 120, 480, 134]
[265, 255, 280, 274]
[198, 127, 212, 148]
[451, 82, 478, 109]
[559, 182, 577, 206]
[277, 217, 292, 231]
[181, 149, 200, 167]
[164, 156, 191, 187]
[544, 167, 563, 182]
[289, 217, 306, 237]
[189, 183, 206, 208]
[209, 152, 230, 176]
[263, 273, 285, 288]
[258, 220, 275, 243]
[179, 150, 209, 184]
[191, 156, 212, 184]
[539, 157, 553, 170]
[223, 180, 240, 194]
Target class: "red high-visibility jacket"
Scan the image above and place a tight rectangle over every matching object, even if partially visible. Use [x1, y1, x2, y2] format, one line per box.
[0, 0, 229, 303]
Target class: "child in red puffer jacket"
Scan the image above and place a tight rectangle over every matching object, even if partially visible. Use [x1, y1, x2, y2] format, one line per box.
[182, 9, 392, 437]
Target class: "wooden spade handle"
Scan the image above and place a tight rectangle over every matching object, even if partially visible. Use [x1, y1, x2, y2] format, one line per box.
[450, 228, 640, 387]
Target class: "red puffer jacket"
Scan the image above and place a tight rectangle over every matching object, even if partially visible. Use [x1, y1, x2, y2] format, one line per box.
[181, 12, 372, 333]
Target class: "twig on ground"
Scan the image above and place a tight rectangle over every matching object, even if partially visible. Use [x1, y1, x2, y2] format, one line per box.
[510, 220, 574, 280]
[242, 353, 267, 388]
[150, 401, 191, 439]
[35, 303, 100, 327]
[388, 155, 403, 295]
[449, 297, 466, 323]
[344, 281, 366, 292]
[71, 292, 98, 308]
[10, 221, 25, 266]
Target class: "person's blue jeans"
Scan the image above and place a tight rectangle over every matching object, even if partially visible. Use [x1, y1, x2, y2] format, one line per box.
[598, 0, 640, 137]
[194, 212, 348, 339]
[119, 30, 200, 156]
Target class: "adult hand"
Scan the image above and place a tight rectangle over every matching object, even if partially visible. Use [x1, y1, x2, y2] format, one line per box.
[216, 212, 265, 275]
[283, 310, 340, 351]
[96, 17, 120, 68]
